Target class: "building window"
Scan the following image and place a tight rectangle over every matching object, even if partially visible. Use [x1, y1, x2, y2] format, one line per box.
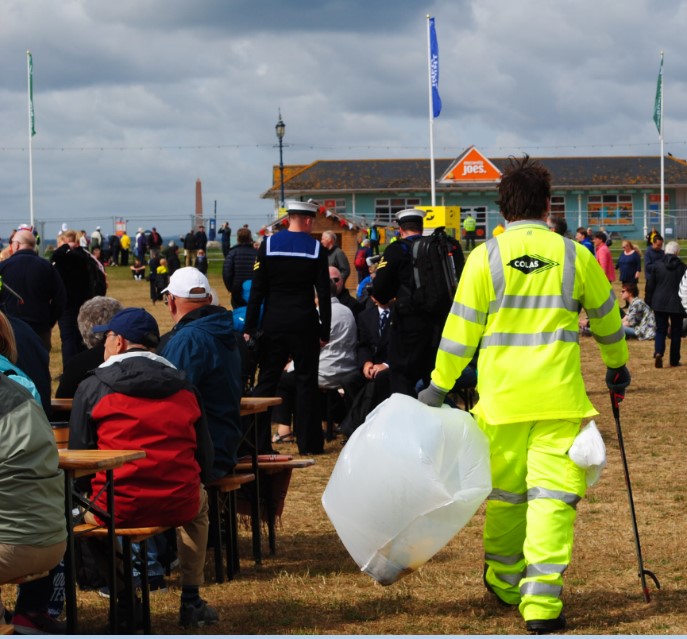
[550, 196, 566, 217]
[374, 198, 421, 224]
[323, 199, 347, 215]
[588, 194, 633, 226]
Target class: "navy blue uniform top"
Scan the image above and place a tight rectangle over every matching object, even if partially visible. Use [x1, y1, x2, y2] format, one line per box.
[245, 230, 331, 342]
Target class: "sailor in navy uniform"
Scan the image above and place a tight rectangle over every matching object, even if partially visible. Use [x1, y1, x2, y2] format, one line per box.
[372, 208, 438, 397]
[244, 200, 331, 455]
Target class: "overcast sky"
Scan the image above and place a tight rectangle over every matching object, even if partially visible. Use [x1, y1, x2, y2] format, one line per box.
[1, 0, 686, 240]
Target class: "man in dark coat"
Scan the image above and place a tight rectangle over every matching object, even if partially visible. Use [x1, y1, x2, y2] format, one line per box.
[644, 234, 664, 280]
[52, 230, 103, 367]
[183, 230, 198, 267]
[0, 229, 66, 352]
[218, 222, 232, 257]
[646, 240, 686, 368]
[222, 228, 258, 308]
[194, 226, 208, 253]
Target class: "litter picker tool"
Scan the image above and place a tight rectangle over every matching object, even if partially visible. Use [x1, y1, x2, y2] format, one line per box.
[609, 390, 660, 602]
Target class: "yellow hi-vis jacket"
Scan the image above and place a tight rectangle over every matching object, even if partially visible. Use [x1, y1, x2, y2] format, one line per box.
[431, 220, 628, 424]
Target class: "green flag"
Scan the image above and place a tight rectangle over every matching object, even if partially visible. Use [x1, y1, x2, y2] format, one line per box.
[28, 51, 35, 137]
[653, 53, 663, 134]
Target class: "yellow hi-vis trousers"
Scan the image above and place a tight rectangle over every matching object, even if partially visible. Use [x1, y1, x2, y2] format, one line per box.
[479, 418, 586, 622]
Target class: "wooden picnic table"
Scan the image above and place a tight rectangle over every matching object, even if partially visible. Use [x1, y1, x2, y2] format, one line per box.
[58, 449, 145, 634]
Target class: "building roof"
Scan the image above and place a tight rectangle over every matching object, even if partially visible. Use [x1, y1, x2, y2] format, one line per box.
[263, 154, 687, 198]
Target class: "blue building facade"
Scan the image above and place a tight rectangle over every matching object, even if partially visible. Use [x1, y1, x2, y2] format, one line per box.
[263, 147, 687, 240]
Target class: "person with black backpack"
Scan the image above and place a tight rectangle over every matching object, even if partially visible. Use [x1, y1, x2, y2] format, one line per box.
[372, 209, 459, 397]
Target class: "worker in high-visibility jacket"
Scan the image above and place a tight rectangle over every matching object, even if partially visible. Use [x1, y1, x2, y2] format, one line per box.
[419, 155, 630, 635]
[462, 214, 477, 251]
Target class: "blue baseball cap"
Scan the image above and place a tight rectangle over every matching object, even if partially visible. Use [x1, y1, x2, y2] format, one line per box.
[93, 307, 160, 347]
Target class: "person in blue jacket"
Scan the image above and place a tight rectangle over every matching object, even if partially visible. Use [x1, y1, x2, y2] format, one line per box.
[615, 240, 642, 284]
[159, 268, 242, 480]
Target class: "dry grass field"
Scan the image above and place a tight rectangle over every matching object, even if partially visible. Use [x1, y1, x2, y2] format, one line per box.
[4, 260, 687, 634]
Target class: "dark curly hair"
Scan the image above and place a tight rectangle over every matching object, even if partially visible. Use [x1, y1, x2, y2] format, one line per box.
[496, 155, 551, 222]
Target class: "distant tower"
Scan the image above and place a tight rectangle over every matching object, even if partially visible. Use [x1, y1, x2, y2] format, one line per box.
[195, 178, 203, 230]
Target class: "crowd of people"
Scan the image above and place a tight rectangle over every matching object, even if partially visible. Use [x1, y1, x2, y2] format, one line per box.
[1, 194, 687, 634]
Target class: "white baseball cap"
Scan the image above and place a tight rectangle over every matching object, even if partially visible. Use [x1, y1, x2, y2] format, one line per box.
[161, 267, 211, 299]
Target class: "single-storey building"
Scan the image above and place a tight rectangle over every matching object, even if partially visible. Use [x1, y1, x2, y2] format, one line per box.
[262, 146, 687, 240]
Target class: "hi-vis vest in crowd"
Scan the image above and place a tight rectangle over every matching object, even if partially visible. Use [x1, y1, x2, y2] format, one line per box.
[431, 220, 628, 424]
[463, 216, 477, 232]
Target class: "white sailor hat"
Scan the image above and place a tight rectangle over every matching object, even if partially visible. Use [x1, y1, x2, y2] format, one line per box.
[286, 200, 319, 217]
[395, 208, 426, 224]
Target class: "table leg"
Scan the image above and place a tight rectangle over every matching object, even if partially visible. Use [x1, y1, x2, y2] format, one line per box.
[264, 472, 277, 555]
[208, 486, 224, 583]
[105, 470, 118, 633]
[63, 472, 78, 634]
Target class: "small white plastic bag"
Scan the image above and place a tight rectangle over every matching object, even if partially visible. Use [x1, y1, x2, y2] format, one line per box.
[568, 419, 606, 487]
[322, 393, 492, 585]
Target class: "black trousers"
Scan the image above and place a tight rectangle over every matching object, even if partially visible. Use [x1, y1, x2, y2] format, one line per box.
[252, 329, 323, 455]
[654, 311, 683, 366]
[388, 315, 442, 397]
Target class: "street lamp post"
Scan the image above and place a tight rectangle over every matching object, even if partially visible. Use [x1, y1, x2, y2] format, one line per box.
[275, 111, 286, 209]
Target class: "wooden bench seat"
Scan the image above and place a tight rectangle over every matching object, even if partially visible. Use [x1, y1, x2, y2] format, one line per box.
[51, 425, 69, 450]
[0, 624, 14, 635]
[206, 473, 256, 583]
[75, 524, 170, 634]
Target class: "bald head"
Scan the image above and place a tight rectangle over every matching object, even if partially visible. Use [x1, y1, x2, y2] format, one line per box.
[329, 266, 344, 295]
[11, 230, 36, 253]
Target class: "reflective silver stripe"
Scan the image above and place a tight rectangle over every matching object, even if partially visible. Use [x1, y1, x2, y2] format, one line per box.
[481, 329, 579, 348]
[527, 487, 581, 508]
[592, 325, 625, 345]
[485, 552, 525, 565]
[451, 300, 488, 325]
[520, 582, 562, 598]
[561, 239, 579, 311]
[500, 294, 568, 310]
[488, 488, 527, 504]
[495, 571, 523, 586]
[438, 336, 477, 359]
[526, 563, 568, 577]
[586, 292, 617, 320]
[486, 239, 505, 314]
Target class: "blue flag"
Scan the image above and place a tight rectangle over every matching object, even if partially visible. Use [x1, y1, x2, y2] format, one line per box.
[429, 17, 441, 119]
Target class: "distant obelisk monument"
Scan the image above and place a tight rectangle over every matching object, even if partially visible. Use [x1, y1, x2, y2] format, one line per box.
[195, 178, 203, 230]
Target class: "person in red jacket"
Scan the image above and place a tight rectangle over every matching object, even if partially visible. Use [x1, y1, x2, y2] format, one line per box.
[593, 231, 615, 282]
[68, 307, 218, 629]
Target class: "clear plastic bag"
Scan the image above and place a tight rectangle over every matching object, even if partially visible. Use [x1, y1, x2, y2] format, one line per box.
[568, 419, 607, 487]
[322, 393, 492, 585]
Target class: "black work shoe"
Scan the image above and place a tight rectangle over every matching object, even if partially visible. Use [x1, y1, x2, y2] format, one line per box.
[654, 353, 663, 369]
[526, 614, 566, 634]
[179, 599, 219, 628]
[483, 564, 517, 607]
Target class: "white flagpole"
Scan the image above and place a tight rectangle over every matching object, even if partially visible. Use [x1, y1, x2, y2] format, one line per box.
[27, 50, 35, 228]
[659, 51, 665, 238]
[426, 15, 436, 207]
